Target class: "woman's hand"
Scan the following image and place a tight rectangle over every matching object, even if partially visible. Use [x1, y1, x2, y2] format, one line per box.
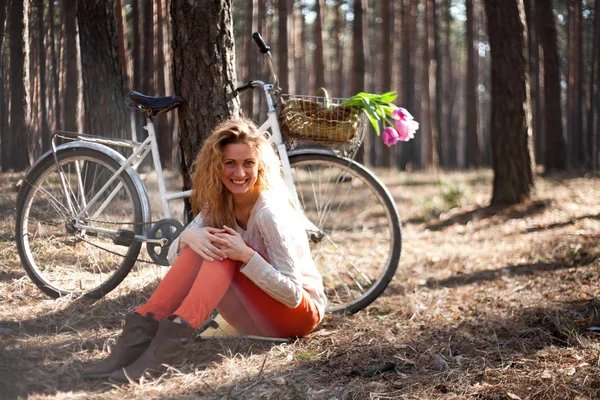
[214, 226, 255, 263]
[179, 227, 229, 262]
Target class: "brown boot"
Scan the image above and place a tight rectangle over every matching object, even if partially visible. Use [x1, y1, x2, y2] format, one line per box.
[82, 313, 159, 379]
[109, 318, 194, 383]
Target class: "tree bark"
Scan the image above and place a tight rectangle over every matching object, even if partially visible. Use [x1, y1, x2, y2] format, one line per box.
[171, 0, 239, 191]
[333, 0, 343, 98]
[48, 0, 61, 131]
[131, 0, 143, 139]
[116, 0, 129, 91]
[77, 0, 129, 139]
[9, 0, 30, 170]
[62, 0, 78, 133]
[484, 0, 534, 205]
[421, 0, 434, 168]
[351, 0, 366, 164]
[378, 0, 392, 168]
[465, 0, 479, 168]
[433, 0, 444, 167]
[442, 0, 456, 168]
[313, 0, 326, 92]
[523, 0, 543, 165]
[278, 0, 290, 93]
[567, 0, 584, 167]
[0, 0, 9, 171]
[400, 0, 418, 170]
[294, 2, 306, 96]
[592, 0, 600, 170]
[37, 0, 49, 152]
[156, 0, 171, 167]
[536, 0, 566, 171]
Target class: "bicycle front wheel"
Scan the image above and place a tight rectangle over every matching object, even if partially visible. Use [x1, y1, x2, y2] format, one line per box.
[289, 153, 402, 314]
[16, 147, 144, 298]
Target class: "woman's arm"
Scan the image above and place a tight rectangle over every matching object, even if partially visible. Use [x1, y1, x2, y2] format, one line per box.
[167, 216, 229, 264]
[233, 207, 309, 308]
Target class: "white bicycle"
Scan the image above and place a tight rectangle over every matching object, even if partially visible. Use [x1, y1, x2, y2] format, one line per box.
[15, 33, 401, 314]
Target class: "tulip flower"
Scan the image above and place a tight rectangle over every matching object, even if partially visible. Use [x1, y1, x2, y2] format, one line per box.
[382, 127, 401, 147]
[341, 92, 418, 146]
[392, 108, 420, 142]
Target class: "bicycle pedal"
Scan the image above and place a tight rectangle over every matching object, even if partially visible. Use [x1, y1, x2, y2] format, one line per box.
[113, 229, 136, 246]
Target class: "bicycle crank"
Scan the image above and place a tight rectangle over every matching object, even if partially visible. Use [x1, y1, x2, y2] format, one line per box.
[146, 219, 185, 266]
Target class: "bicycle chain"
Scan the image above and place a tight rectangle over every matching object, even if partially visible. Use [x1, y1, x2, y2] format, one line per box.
[72, 232, 161, 265]
[71, 217, 166, 265]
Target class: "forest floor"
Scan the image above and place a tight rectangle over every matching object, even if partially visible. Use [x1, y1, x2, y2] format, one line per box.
[1, 168, 600, 400]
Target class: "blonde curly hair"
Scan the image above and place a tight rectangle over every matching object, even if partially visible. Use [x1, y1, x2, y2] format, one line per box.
[189, 118, 286, 228]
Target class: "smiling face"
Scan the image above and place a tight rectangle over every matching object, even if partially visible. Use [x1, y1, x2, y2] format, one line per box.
[221, 143, 260, 198]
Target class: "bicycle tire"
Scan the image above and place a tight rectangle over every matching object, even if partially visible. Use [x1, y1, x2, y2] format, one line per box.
[16, 147, 144, 298]
[289, 152, 402, 314]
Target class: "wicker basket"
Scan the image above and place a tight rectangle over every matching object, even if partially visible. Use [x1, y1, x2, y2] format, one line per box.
[279, 91, 365, 153]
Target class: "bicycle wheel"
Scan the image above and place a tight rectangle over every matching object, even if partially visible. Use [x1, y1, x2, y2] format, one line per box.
[16, 147, 144, 298]
[289, 153, 402, 314]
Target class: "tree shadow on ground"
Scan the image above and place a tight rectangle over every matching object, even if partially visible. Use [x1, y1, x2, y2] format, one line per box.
[417, 237, 599, 291]
[413, 199, 552, 231]
[524, 213, 600, 233]
[0, 284, 280, 399]
[3, 295, 600, 399]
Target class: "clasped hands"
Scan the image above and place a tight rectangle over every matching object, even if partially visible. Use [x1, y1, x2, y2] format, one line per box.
[179, 226, 255, 264]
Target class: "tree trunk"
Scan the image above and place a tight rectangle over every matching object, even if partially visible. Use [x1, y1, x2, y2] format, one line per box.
[523, 0, 543, 165]
[378, 0, 392, 168]
[421, 0, 434, 168]
[242, 0, 254, 116]
[536, 0, 566, 171]
[62, 0, 78, 133]
[433, 0, 444, 167]
[442, 0, 456, 168]
[351, 0, 365, 96]
[484, 0, 534, 205]
[278, 0, 290, 93]
[567, 0, 584, 167]
[77, 0, 129, 139]
[400, 0, 418, 170]
[9, 0, 30, 170]
[295, 2, 306, 96]
[592, 0, 600, 170]
[37, 0, 49, 152]
[351, 0, 366, 164]
[116, 0, 129, 91]
[131, 0, 142, 139]
[465, 0, 479, 168]
[156, 0, 171, 167]
[313, 0, 326, 92]
[48, 0, 61, 132]
[171, 0, 239, 191]
[0, 0, 9, 171]
[333, 0, 343, 98]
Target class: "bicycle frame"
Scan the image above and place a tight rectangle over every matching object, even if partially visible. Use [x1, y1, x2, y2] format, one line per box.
[49, 81, 303, 243]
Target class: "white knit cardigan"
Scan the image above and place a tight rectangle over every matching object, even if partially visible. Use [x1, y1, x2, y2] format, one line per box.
[167, 190, 327, 321]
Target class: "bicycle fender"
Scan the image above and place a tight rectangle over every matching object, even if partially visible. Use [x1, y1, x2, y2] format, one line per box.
[27, 142, 152, 233]
[287, 147, 338, 158]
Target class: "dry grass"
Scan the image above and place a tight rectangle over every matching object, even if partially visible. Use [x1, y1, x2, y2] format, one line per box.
[1, 169, 600, 399]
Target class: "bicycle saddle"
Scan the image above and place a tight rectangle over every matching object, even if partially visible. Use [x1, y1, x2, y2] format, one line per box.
[128, 91, 184, 116]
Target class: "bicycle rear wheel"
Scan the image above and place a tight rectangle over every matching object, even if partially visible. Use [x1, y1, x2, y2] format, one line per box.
[289, 153, 401, 314]
[15, 147, 144, 298]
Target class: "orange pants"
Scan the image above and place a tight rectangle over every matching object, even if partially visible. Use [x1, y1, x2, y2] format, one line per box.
[135, 248, 320, 338]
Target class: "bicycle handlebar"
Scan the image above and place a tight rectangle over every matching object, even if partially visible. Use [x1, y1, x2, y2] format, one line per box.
[252, 32, 270, 54]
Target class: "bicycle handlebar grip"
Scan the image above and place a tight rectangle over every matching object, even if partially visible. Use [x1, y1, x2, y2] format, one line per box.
[252, 32, 270, 54]
[235, 81, 254, 94]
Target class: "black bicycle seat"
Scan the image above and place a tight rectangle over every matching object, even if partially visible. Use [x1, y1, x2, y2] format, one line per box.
[128, 91, 185, 116]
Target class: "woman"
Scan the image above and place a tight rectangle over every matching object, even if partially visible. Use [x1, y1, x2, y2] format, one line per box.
[83, 118, 327, 382]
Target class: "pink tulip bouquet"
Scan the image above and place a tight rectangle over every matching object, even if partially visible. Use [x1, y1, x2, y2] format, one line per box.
[341, 92, 419, 147]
